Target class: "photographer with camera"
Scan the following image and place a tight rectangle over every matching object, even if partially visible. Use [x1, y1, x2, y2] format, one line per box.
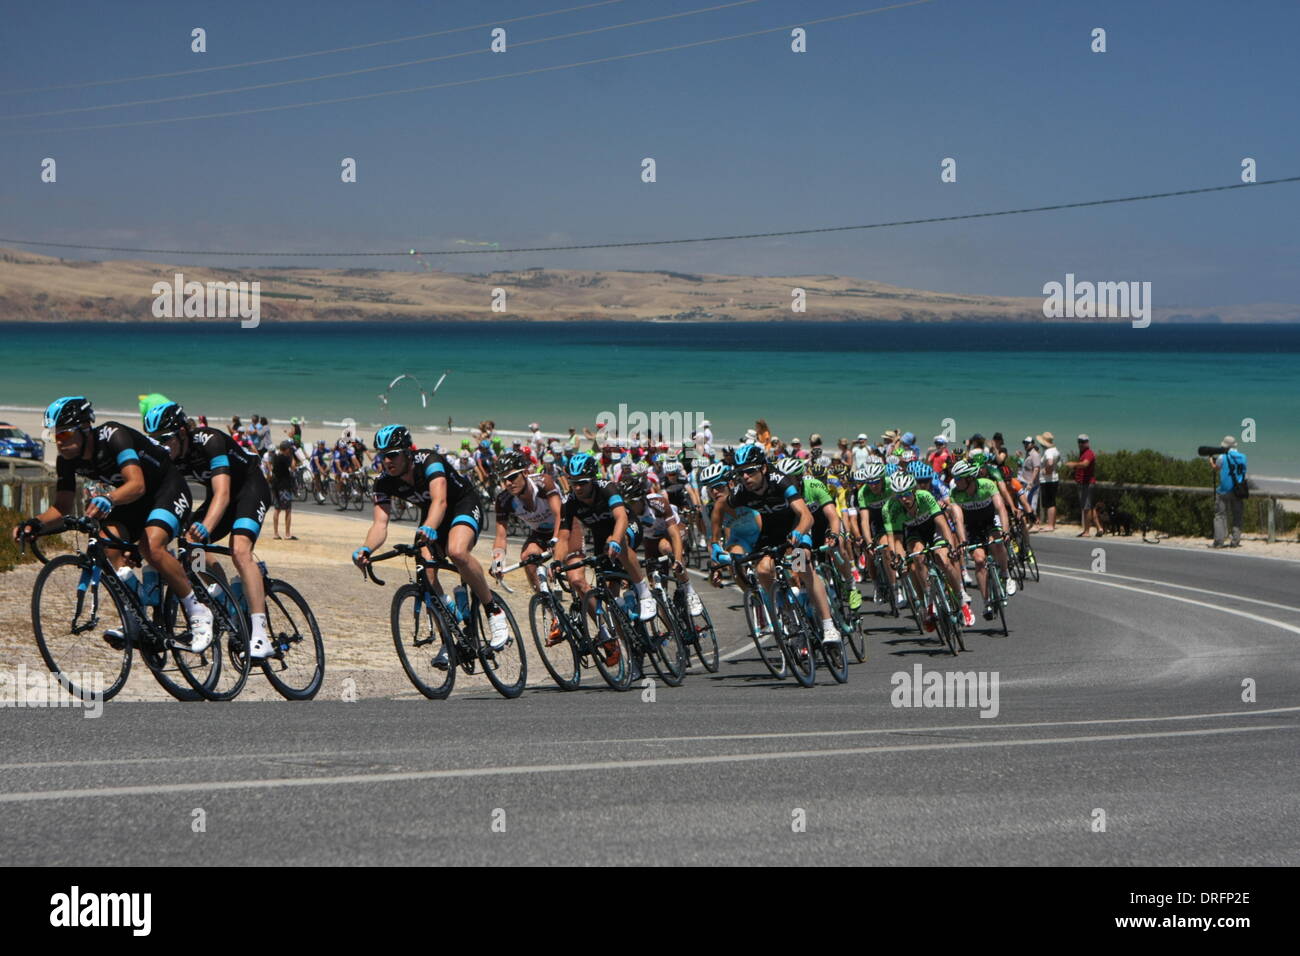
[1210, 435, 1248, 548]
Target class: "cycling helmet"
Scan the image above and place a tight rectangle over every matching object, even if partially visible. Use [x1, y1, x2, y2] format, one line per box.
[374, 425, 413, 454]
[632, 460, 650, 476]
[566, 452, 599, 481]
[490, 437, 504, 451]
[460, 438, 472, 450]
[316, 440, 326, 449]
[828, 461, 849, 478]
[807, 460, 827, 480]
[44, 396, 95, 431]
[775, 457, 804, 478]
[494, 450, 528, 478]
[900, 448, 919, 463]
[862, 462, 886, 481]
[732, 443, 765, 470]
[889, 472, 917, 495]
[912, 462, 936, 481]
[143, 401, 189, 440]
[699, 462, 730, 486]
[950, 459, 979, 480]
[663, 458, 684, 474]
[851, 467, 870, 483]
[279, 439, 294, 451]
[617, 473, 648, 501]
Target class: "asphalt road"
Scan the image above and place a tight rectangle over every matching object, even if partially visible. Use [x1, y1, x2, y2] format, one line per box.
[2, 530, 1297, 865]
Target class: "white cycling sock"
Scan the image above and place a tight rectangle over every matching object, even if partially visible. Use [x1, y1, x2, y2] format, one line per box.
[683, 581, 696, 596]
[180, 590, 200, 614]
[250, 613, 268, 639]
[634, 579, 650, 599]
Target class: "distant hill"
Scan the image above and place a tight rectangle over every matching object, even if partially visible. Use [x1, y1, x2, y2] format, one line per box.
[0, 249, 1294, 323]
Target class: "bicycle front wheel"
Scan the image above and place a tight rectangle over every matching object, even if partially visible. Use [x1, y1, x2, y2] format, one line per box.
[772, 587, 816, 688]
[391, 584, 456, 699]
[473, 592, 527, 699]
[642, 592, 687, 687]
[261, 579, 325, 700]
[169, 571, 253, 701]
[584, 591, 633, 691]
[31, 554, 133, 702]
[744, 589, 787, 679]
[686, 593, 720, 673]
[528, 592, 580, 691]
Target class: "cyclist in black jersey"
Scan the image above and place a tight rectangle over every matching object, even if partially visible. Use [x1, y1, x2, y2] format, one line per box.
[144, 401, 277, 658]
[710, 443, 840, 648]
[13, 397, 214, 652]
[352, 424, 511, 653]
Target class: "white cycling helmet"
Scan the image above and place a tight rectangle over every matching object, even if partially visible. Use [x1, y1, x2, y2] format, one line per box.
[950, 459, 979, 480]
[699, 462, 730, 486]
[775, 457, 804, 478]
[889, 472, 917, 495]
[862, 462, 886, 481]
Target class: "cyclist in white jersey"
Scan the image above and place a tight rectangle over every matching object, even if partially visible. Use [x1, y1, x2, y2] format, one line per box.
[489, 451, 562, 594]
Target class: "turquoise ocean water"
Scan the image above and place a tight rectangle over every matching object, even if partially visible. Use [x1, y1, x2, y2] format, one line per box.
[1, 321, 1296, 475]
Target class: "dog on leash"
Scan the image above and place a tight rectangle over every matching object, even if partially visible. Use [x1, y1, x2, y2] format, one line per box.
[1100, 501, 1135, 536]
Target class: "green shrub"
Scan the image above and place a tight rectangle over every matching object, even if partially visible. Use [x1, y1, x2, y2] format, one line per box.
[0, 505, 67, 572]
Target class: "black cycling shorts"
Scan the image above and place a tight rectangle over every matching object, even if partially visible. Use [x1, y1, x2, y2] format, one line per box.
[963, 506, 1001, 547]
[106, 468, 192, 544]
[866, 507, 886, 541]
[194, 470, 274, 542]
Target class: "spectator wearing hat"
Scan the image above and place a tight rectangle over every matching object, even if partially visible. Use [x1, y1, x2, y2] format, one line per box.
[927, 435, 955, 475]
[1065, 434, 1100, 537]
[1036, 432, 1060, 530]
[900, 432, 919, 457]
[1019, 436, 1042, 515]
[271, 440, 298, 540]
[790, 437, 809, 460]
[528, 422, 544, 456]
[851, 434, 874, 470]
[1211, 436, 1248, 548]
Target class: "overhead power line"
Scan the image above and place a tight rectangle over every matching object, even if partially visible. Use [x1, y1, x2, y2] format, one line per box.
[1, 1, 763, 120]
[0, 0, 629, 96]
[13, 0, 935, 134]
[3, 176, 1292, 259]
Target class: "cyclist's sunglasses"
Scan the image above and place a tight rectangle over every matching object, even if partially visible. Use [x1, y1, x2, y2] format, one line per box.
[54, 429, 79, 441]
[571, 478, 594, 488]
[501, 470, 526, 483]
[381, 449, 405, 462]
[738, 465, 764, 476]
[898, 492, 915, 500]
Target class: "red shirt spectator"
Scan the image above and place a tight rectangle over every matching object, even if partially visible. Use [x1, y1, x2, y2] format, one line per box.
[1074, 444, 1096, 483]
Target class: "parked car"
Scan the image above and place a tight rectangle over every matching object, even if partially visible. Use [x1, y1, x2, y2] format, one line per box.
[0, 423, 44, 461]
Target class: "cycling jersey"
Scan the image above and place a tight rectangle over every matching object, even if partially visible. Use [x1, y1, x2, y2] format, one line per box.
[661, 476, 691, 510]
[633, 491, 680, 539]
[562, 480, 638, 550]
[495, 474, 560, 536]
[882, 491, 943, 540]
[728, 473, 803, 545]
[951, 477, 1002, 542]
[374, 448, 481, 538]
[55, 422, 190, 541]
[173, 426, 273, 541]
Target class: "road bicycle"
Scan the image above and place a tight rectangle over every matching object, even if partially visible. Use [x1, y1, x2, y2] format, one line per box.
[25, 516, 246, 702]
[183, 540, 325, 699]
[813, 542, 867, 663]
[895, 541, 966, 656]
[363, 543, 526, 699]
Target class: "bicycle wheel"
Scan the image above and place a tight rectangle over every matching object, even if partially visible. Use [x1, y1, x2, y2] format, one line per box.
[391, 583, 457, 699]
[847, 610, 868, 662]
[1024, 544, 1040, 583]
[642, 591, 687, 687]
[168, 571, 253, 701]
[583, 591, 634, 690]
[684, 592, 720, 673]
[350, 478, 365, 511]
[295, 473, 308, 502]
[901, 572, 925, 635]
[260, 579, 325, 700]
[30, 554, 134, 702]
[991, 571, 1009, 637]
[772, 587, 816, 688]
[472, 591, 527, 699]
[928, 576, 960, 656]
[743, 589, 788, 679]
[528, 592, 581, 690]
[874, 554, 899, 618]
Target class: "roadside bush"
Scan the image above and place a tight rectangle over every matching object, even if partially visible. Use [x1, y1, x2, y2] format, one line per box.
[0, 505, 66, 572]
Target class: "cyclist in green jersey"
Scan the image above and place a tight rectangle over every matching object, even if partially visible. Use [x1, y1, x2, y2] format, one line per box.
[948, 459, 1017, 618]
[883, 472, 971, 630]
[854, 461, 901, 606]
[777, 458, 858, 610]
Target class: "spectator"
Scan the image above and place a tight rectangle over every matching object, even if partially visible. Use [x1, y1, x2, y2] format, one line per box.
[900, 431, 919, 457]
[851, 434, 874, 470]
[229, 415, 242, 437]
[1019, 436, 1042, 514]
[1065, 434, 1100, 537]
[809, 433, 824, 459]
[836, 437, 851, 465]
[528, 422, 545, 456]
[270, 440, 298, 540]
[258, 416, 271, 453]
[928, 435, 955, 475]
[790, 437, 809, 459]
[1036, 432, 1060, 531]
[1211, 435, 1248, 548]
[564, 426, 580, 452]
[754, 419, 772, 450]
[289, 417, 303, 448]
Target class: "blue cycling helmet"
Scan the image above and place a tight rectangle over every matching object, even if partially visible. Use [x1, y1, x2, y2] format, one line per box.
[144, 401, 188, 439]
[566, 452, 599, 480]
[374, 424, 413, 453]
[732, 443, 765, 470]
[911, 461, 935, 480]
[44, 396, 95, 431]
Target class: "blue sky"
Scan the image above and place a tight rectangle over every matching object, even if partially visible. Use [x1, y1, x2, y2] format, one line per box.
[2, 0, 1297, 307]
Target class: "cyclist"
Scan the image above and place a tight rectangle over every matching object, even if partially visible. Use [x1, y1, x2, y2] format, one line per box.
[489, 450, 562, 598]
[618, 472, 704, 617]
[882, 471, 972, 630]
[144, 401, 277, 658]
[711, 443, 840, 648]
[553, 452, 657, 667]
[854, 461, 899, 606]
[308, 440, 331, 502]
[352, 425, 510, 656]
[15, 397, 212, 651]
[331, 438, 360, 508]
[948, 459, 1018, 619]
[776, 457, 858, 610]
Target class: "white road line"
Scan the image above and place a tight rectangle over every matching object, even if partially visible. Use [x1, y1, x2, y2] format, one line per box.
[0, 724, 1289, 804]
[1037, 563, 1300, 614]
[1038, 570, 1300, 637]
